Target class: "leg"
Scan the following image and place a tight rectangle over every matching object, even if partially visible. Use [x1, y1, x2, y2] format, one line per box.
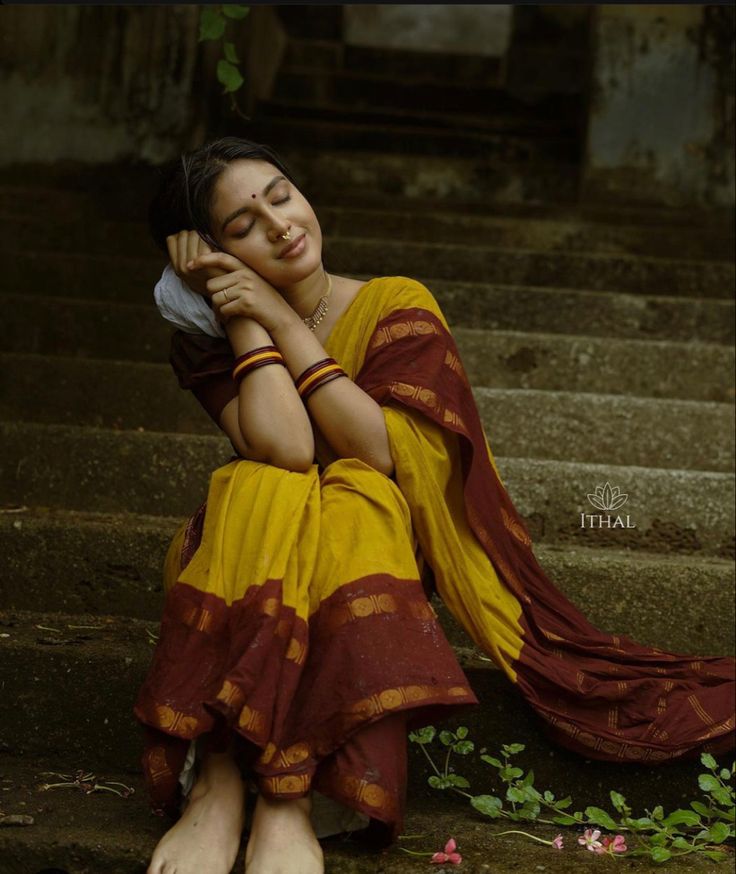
[146, 734, 246, 874]
[244, 790, 324, 874]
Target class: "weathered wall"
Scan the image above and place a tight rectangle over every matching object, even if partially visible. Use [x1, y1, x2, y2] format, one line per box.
[343, 5, 513, 57]
[0, 6, 286, 166]
[583, 5, 735, 207]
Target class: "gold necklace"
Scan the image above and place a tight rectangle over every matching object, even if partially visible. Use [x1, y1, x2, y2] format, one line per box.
[302, 273, 332, 331]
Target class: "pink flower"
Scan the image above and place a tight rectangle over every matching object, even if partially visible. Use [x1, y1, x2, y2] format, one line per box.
[551, 834, 564, 850]
[430, 837, 462, 865]
[594, 834, 627, 855]
[577, 828, 603, 852]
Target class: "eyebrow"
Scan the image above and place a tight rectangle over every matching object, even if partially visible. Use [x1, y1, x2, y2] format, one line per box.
[220, 176, 287, 231]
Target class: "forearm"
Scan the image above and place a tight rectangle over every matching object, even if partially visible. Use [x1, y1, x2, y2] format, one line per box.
[271, 316, 394, 477]
[225, 317, 315, 467]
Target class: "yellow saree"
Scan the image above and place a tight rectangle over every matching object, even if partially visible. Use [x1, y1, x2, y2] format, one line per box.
[134, 275, 735, 848]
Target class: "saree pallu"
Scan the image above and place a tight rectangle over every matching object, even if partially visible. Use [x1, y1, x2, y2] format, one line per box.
[135, 275, 735, 846]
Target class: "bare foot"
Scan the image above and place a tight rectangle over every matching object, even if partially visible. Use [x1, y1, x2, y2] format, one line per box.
[147, 747, 246, 874]
[245, 792, 324, 874]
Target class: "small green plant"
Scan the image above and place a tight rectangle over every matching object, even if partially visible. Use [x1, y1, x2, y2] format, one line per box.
[407, 725, 735, 864]
[198, 5, 250, 116]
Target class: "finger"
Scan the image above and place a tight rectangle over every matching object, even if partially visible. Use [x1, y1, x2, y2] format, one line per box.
[177, 231, 189, 274]
[186, 231, 200, 265]
[188, 251, 248, 274]
[165, 234, 178, 268]
[206, 273, 247, 296]
[198, 235, 213, 257]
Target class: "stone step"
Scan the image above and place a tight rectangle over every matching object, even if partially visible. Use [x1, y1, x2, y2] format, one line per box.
[1, 507, 732, 656]
[1, 168, 732, 243]
[5, 238, 734, 305]
[271, 67, 582, 128]
[275, 147, 582, 204]
[2, 354, 733, 472]
[284, 36, 506, 85]
[1, 422, 733, 556]
[0, 608, 732, 826]
[253, 99, 578, 163]
[4, 294, 733, 402]
[2, 760, 725, 874]
[3, 201, 735, 263]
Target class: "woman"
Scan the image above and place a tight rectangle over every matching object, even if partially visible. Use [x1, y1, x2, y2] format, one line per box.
[134, 138, 735, 874]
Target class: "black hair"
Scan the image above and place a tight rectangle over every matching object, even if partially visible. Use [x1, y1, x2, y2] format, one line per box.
[148, 137, 299, 254]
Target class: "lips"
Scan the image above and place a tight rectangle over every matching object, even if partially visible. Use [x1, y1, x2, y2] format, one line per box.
[279, 233, 306, 259]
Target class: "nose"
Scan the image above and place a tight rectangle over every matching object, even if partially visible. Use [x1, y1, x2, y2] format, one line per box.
[266, 212, 291, 242]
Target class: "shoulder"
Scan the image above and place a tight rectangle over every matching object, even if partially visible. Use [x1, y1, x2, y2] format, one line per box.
[373, 276, 449, 329]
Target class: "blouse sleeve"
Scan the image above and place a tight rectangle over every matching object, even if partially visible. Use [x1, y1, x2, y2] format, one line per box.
[169, 330, 238, 426]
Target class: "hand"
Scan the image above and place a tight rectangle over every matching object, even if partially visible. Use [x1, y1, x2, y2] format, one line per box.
[188, 251, 300, 335]
[165, 230, 231, 297]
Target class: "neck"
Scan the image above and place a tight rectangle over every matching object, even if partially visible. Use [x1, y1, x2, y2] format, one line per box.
[279, 266, 331, 319]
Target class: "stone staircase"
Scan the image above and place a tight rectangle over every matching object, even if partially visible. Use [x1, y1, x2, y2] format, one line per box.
[0, 31, 734, 874]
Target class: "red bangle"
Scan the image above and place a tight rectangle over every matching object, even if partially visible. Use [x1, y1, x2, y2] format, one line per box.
[232, 348, 285, 383]
[300, 369, 348, 402]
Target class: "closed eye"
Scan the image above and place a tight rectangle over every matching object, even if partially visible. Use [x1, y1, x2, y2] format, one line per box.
[233, 197, 291, 238]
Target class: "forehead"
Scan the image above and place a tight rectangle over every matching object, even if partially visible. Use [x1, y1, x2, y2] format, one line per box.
[214, 159, 283, 202]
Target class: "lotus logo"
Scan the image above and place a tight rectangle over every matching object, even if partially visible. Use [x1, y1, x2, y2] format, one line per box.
[587, 482, 628, 512]
[580, 481, 636, 530]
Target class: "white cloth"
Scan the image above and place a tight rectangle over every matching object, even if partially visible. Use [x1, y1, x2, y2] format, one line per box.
[153, 263, 226, 338]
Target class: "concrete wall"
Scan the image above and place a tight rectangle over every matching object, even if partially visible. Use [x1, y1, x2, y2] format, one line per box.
[583, 5, 735, 207]
[0, 6, 285, 166]
[343, 5, 513, 57]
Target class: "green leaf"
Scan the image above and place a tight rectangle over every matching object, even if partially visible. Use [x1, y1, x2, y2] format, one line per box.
[650, 846, 671, 863]
[543, 790, 555, 802]
[670, 836, 692, 850]
[651, 805, 664, 821]
[455, 726, 468, 739]
[222, 4, 250, 19]
[609, 790, 626, 811]
[649, 833, 668, 847]
[507, 787, 527, 804]
[719, 768, 731, 780]
[217, 59, 244, 93]
[471, 795, 503, 818]
[707, 822, 731, 843]
[428, 775, 443, 789]
[584, 806, 619, 830]
[521, 769, 535, 787]
[446, 774, 470, 789]
[199, 8, 226, 41]
[630, 817, 655, 829]
[698, 774, 720, 792]
[223, 41, 239, 64]
[711, 787, 734, 806]
[551, 814, 578, 826]
[409, 726, 436, 745]
[662, 809, 701, 828]
[518, 801, 541, 820]
[452, 740, 474, 755]
[701, 850, 729, 862]
[700, 753, 717, 770]
[439, 731, 455, 746]
[500, 767, 524, 781]
[506, 743, 525, 754]
[481, 755, 502, 769]
[555, 796, 573, 810]
[690, 801, 712, 818]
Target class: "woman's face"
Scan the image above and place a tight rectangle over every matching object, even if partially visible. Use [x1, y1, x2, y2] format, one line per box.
[208, 158, 323, 286]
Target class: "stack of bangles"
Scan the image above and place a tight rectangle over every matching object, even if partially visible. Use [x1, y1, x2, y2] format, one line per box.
[231, 346, 348, 402]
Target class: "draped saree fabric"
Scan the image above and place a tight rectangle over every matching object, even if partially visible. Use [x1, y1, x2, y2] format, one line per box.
[134, 275, 735, 846]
